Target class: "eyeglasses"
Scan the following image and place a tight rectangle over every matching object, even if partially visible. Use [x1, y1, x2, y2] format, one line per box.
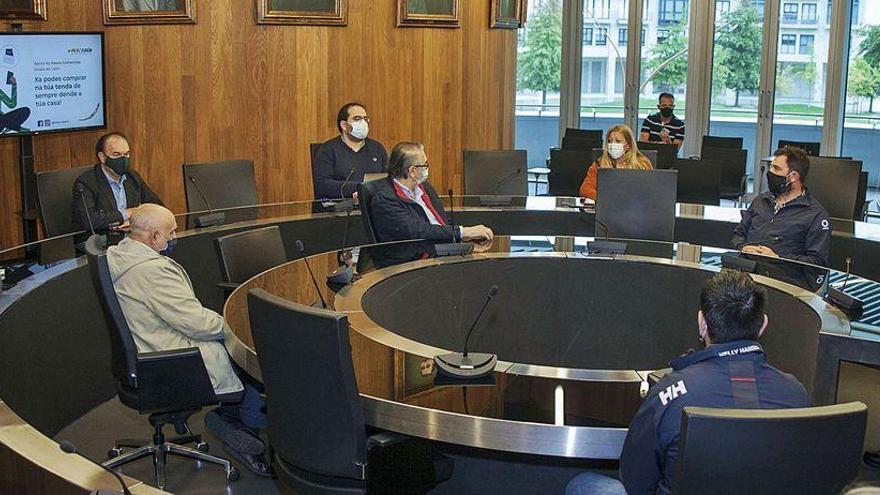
[413, 162, 429, 169]
[349, 116, 370, 123]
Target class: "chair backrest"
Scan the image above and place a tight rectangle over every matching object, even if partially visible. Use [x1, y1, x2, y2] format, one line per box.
[83, 235, 139, 389]
[778, 139, 820, 156]
[700, 147, 748, 199]
[564, 127, 603, 141]
[673, 402, 867, 495]
[636, 141, 679, 169]
[595, 168, 677, 242]
[35, 165, 92, 238]
[182, 160, 258, 227]
[548, 148, 592, 197]
[701, 134, 743, 152]
[589, 148, 658, 169]
[804, 156, 863, 220]
[462, 150, 528, 196]
[248, 288, 367, 481]
[561, 135, 604, 152]
[856, 171, 868, 221]
[215, 226, 288, 285]
[671, 158, 721, 206]
[356, 180, 380, 243]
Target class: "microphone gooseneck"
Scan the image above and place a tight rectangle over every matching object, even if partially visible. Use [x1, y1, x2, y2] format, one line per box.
[296, 240, 329, 308]
[462, 285, 499, 357]
[59, 440, 132, 495]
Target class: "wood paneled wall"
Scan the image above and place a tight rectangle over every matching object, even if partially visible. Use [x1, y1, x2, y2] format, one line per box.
[0, 0, 516, 249]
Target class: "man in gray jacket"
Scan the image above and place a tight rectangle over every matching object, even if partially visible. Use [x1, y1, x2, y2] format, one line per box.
[107, 204, 273, 477]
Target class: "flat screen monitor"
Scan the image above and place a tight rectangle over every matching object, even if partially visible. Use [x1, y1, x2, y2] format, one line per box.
[0, 32, 105, 136]
[595, 168, 677, 242]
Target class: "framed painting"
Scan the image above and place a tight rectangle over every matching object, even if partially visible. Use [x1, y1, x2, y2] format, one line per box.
[491, 0, 526, 29]
[0, 0, 47, 21]
[257, 0, 347, 26]
[397, 0, 459, 28]
[103, 0, 196, 25]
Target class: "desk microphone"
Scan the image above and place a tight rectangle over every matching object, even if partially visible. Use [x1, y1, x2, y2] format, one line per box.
[827, 256, 864, 317]
[296, 240, 328, 308]
[76, 183, 96, 236]
[447, 188, 457, 245]
[59, 440, 131, 495]
[326, 203, 354, 288]
[434, 285, 499, 379]
[480, 169, 521, 206]
[189, 176, 225, 228]
[334, 167, 356, 212]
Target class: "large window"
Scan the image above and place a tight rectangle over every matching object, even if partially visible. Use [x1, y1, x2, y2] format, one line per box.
[801, 3, 817, 24]
[515, 0, 563, 172]
[584, 26, 594, 45]
[843, 0, 879, 188]
[799, 34, 815, 55]
[781, 33, 797, 54]
[641, 0, 688, 125]
[709, 0, 765, 171]
[580, 0, 627, 131]
[782, 3, 798, 23]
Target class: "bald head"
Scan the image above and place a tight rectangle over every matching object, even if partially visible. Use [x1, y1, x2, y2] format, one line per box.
[129, 204, 177, 253]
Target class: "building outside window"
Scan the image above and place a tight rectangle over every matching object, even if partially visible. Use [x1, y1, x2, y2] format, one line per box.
[799, 34, 814, 55]
[781, 33, 797, 54]
[657, 28, 670, 43]
[801, 3, 817, 24]
[584, 26, 594, 45]
[716, 0, 731, 15]
[597, 27, 608, 46]
[619, 27, 628, 45]
[659, 0, 687, 25]
[782, 3, 798, 23]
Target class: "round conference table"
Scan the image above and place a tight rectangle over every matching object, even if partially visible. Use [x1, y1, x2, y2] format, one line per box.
[0, 196, 879, 492]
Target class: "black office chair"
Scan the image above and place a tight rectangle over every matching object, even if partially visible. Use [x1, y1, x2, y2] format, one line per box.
[561, 135, 604, 152]
[805, 157, 863, 220]
[548, 148, 592, 197]
[84, 235, 239, 489]
[35, 166, 92, 238]
[462, 150, 528, 196]
[778, 139, 820, 156]
[182, 160, 258, 228]
[564, 127, 603, 141]
[671, 158, 721, 206]
[700, 147, 748, 203]
[701, 134, 743, 152]
[636, 141, 679, 169]
[356, 180, 380, 244]
[215, 225, 288, 293]
[248, 288, 449, 494]
[35, 165, 92, 263]
[673, 402, 867, 495]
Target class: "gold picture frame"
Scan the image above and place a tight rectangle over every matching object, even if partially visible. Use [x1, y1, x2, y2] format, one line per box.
[397, 0, 460, 29]
[490, 0, 526, 29]
[0, 0, 47, 21]
[103, 0, 196, 26]
[257, 0, 347, 26]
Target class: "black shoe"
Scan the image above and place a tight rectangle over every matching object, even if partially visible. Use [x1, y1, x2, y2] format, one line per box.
[223, 444, 276, 478]
[865, 450, 880, 469]
[204, 410, 265, 456]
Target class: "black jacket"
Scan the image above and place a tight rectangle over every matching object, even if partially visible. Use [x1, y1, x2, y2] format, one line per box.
[366, 178, 458, 267]
[731, 190, 831, 267]
[72, 164, 163, 240]
[312, 136, 388, 199]
[619, 340, 809, 494]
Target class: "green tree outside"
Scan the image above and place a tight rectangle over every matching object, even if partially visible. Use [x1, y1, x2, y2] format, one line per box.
[714, 4, 762, 107]
[643, 21, 688, 92]
[516, 0, 562, 106]
[849, 57, 880, 113]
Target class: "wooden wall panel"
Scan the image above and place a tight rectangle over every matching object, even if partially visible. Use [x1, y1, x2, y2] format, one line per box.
[0, 0, 516, 250]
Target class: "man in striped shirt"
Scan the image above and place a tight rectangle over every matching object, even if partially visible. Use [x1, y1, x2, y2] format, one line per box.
[639, 92, 685, 149]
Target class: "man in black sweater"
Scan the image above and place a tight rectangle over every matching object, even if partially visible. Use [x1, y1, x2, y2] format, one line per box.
[72, 132, 163, 244]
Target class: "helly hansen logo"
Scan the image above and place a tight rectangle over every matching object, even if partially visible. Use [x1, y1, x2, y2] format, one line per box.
[659, 380, 688, 405]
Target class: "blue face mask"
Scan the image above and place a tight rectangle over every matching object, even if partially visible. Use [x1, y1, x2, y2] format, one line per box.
[160, 237, 178, 256]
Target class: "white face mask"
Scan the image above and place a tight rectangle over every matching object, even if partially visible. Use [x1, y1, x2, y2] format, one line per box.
[608, 142, 626, 160]
[349, 120, 369, 140]
[415, 166, 429, 184]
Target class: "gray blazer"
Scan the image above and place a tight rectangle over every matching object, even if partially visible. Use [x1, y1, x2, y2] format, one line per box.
[107, 237, 243, 396]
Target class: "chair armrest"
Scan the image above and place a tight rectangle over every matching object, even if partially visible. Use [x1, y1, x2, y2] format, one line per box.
[367, 431, 409, 450]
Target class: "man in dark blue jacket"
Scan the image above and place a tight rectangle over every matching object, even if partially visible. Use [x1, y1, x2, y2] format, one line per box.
[732, 146, 831, 267]
[365, 141, 492, 266]
[566, 270, 810, 495]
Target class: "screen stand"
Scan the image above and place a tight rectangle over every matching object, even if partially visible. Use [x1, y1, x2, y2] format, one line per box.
[19, 134, 37, 250]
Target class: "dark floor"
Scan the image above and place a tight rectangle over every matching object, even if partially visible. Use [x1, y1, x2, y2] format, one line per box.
[56, 361, 880, 494]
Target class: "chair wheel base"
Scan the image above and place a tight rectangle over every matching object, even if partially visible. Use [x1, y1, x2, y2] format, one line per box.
[227, 466, 240, 482]
[107, 448, 122, 459]
[196, 441, 210, 452]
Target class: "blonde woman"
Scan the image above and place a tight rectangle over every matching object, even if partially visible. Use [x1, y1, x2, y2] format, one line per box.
[579, 124, 653, 200]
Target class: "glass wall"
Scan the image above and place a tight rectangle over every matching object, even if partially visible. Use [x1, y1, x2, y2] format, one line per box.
[770, 0, 826, 154]
[709, 0, 765, 167]
[639, 0, 688, 137]
[579, 0, 631, 132]
[843, 0, 879, 188]
[515, 0, 563, 170]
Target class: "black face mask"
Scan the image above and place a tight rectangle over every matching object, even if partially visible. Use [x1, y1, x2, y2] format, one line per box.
[659, 107, 674, 118]
[766, 171, 791, 195]
[105, 156, 130, 176]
